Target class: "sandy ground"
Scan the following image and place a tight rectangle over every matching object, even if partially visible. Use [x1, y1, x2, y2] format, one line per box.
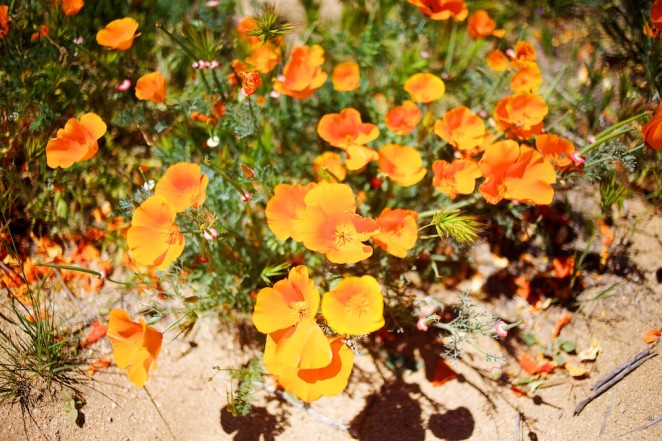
[1, 189, 661, 441]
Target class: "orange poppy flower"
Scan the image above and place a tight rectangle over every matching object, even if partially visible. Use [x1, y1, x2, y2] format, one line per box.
[96, 17, 140, 51]
[378, 144, 427, 187]
[493, 92, 548, 139]
[478, 140, 556, 205]
[467, 10, 505, 39]
[107, 309, 162, 387]
[266, 182, 317, 241]
[296, 183, 379, 264]
[126, 195, 185, 270]
[510, 63, 542, 93]
[406, 0, 468, 21]
[385, 100, 422, 136]
[154, 162, 209, 212]
[237, 17, 261, 46]
[45, 112, 107, 169]
[0, 6, 10, 38]
[321, 275, 385, 335]
[237, 71, 262, 96]
[62, 0, 84, 16]
[404, 73, 445, 103]
[274, 45, 328, 99]
[313, 152, 347, 182]
[512, 41, 536, 66]
[653, 0, 662, 33]
[373, 208, 419, 258]
[434, 106, 485, 151]
[135, 72, 166, 103]
[535, 134, 575, 169]
[317, 108, 380, 170]
[332, 61, 360, 92]
[642, 103, 662, 151]
[432, 159, 481, 199]
[246, 43, 281, 74]
[31, 24, 49, 42]
[486, 50, 509, 71]
[264, 332, 353, 402]
[252, 266, 332, 369]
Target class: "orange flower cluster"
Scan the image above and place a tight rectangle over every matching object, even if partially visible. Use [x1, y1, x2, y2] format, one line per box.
[127, 163, 208, 269]
[407, 0, 468, 21]
[107, 309, 162, 387]
[642, 103, 662, 151]
[266, 183, 380, 264]
[432, 159, 481, 199]
[373, 208, 419, 257]
[252, 266, 384, 401]
[96, 17, 140, 51]
[478, 140, 556, 205]
[467, 10, 504, 39]
[45, 112, 107, 169]
[317, 108, 380, 170]
[274, 45, 328, 99]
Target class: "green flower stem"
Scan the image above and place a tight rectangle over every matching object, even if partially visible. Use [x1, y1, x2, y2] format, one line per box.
[203, 157, 250, 201]
[157, 25, 198, 60]
[35, 263, 139, 286]
[579, 112, 648, 156]
[445, 20, 458, 74]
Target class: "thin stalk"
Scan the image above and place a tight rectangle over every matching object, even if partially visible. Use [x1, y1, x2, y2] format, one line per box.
[203, 157, 250, 200]
[445, 20, 458, 74]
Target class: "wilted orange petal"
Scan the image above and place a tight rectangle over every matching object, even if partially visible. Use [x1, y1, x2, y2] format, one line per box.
[432, 359, 457, 387]
[519, 352, 539, 375]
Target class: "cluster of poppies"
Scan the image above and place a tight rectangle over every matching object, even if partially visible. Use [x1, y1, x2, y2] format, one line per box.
[252, 266, 384, 401]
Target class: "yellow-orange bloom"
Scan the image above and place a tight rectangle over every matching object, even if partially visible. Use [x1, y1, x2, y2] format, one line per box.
[313, 152, 347, 182]
[96, 17, 140, 51]
[322, 275, 385, 335]
[478, 140, 556, 205]
[154, 162, 209, 213]
[296, 183, 379, 264]
[332, 61, 360, 92]
[510, 63, 542, 93]
[642, 103, 662, 151]
[406, 0, 468, 21]
[237, 71, 262, 96]
[404, 73, 445, 103]
[494, 92, 548, 139]
[317, 108, 380, 170]
[237, 17, 261, 46]
[0, 6, 10, 38]
[467, 10, 505, 39]
[266, 182, 317, 241]
[434, 106, 485, 151]
[246, 43, 281, 74]
[274, 45, 328, 99]
[378, 144, 426, 187]
[45, 112, 107, 169]
[135, 72, 166, 103]
[486, 50, 509, 71]
[253, 266, 331, 370]
[432, 159, 481, 199]
[264, 332, 353, 402]
[385, 100, 422, 136]
[373, 208, 419, 258]
[62, 0, 84, 16]
[107, 309, 162, 387]
[535, 134, 575, 169]
[512, 41, 536, 66]
[126, 195, 185, 270]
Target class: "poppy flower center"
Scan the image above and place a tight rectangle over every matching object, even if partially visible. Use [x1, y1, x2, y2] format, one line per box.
[291, 301, 310, 321]
[333, 223, 356, 247]
[165, 225, 180, 244]
[347, 294, 369, 318]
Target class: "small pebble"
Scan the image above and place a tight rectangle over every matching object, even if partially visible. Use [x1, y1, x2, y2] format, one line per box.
[619, 404, 627, 414]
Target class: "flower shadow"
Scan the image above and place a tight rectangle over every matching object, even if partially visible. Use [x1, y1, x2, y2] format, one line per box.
[220, 405, 286, 441]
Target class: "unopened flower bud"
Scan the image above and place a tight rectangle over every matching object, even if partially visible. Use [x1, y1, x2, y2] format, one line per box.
[490, 366, 503, 380]
[495, 320, 508, 338]
[570, 150, 585, 165]
[117, 79, 132, 91]
[207, 136, 220, 148]
[417, 317, 429, 332]
[203, 227, 218, 241]
[240, 192, 252, 202]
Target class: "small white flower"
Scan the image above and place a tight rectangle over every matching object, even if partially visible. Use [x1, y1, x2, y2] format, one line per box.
[207, 136, 220, 148]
